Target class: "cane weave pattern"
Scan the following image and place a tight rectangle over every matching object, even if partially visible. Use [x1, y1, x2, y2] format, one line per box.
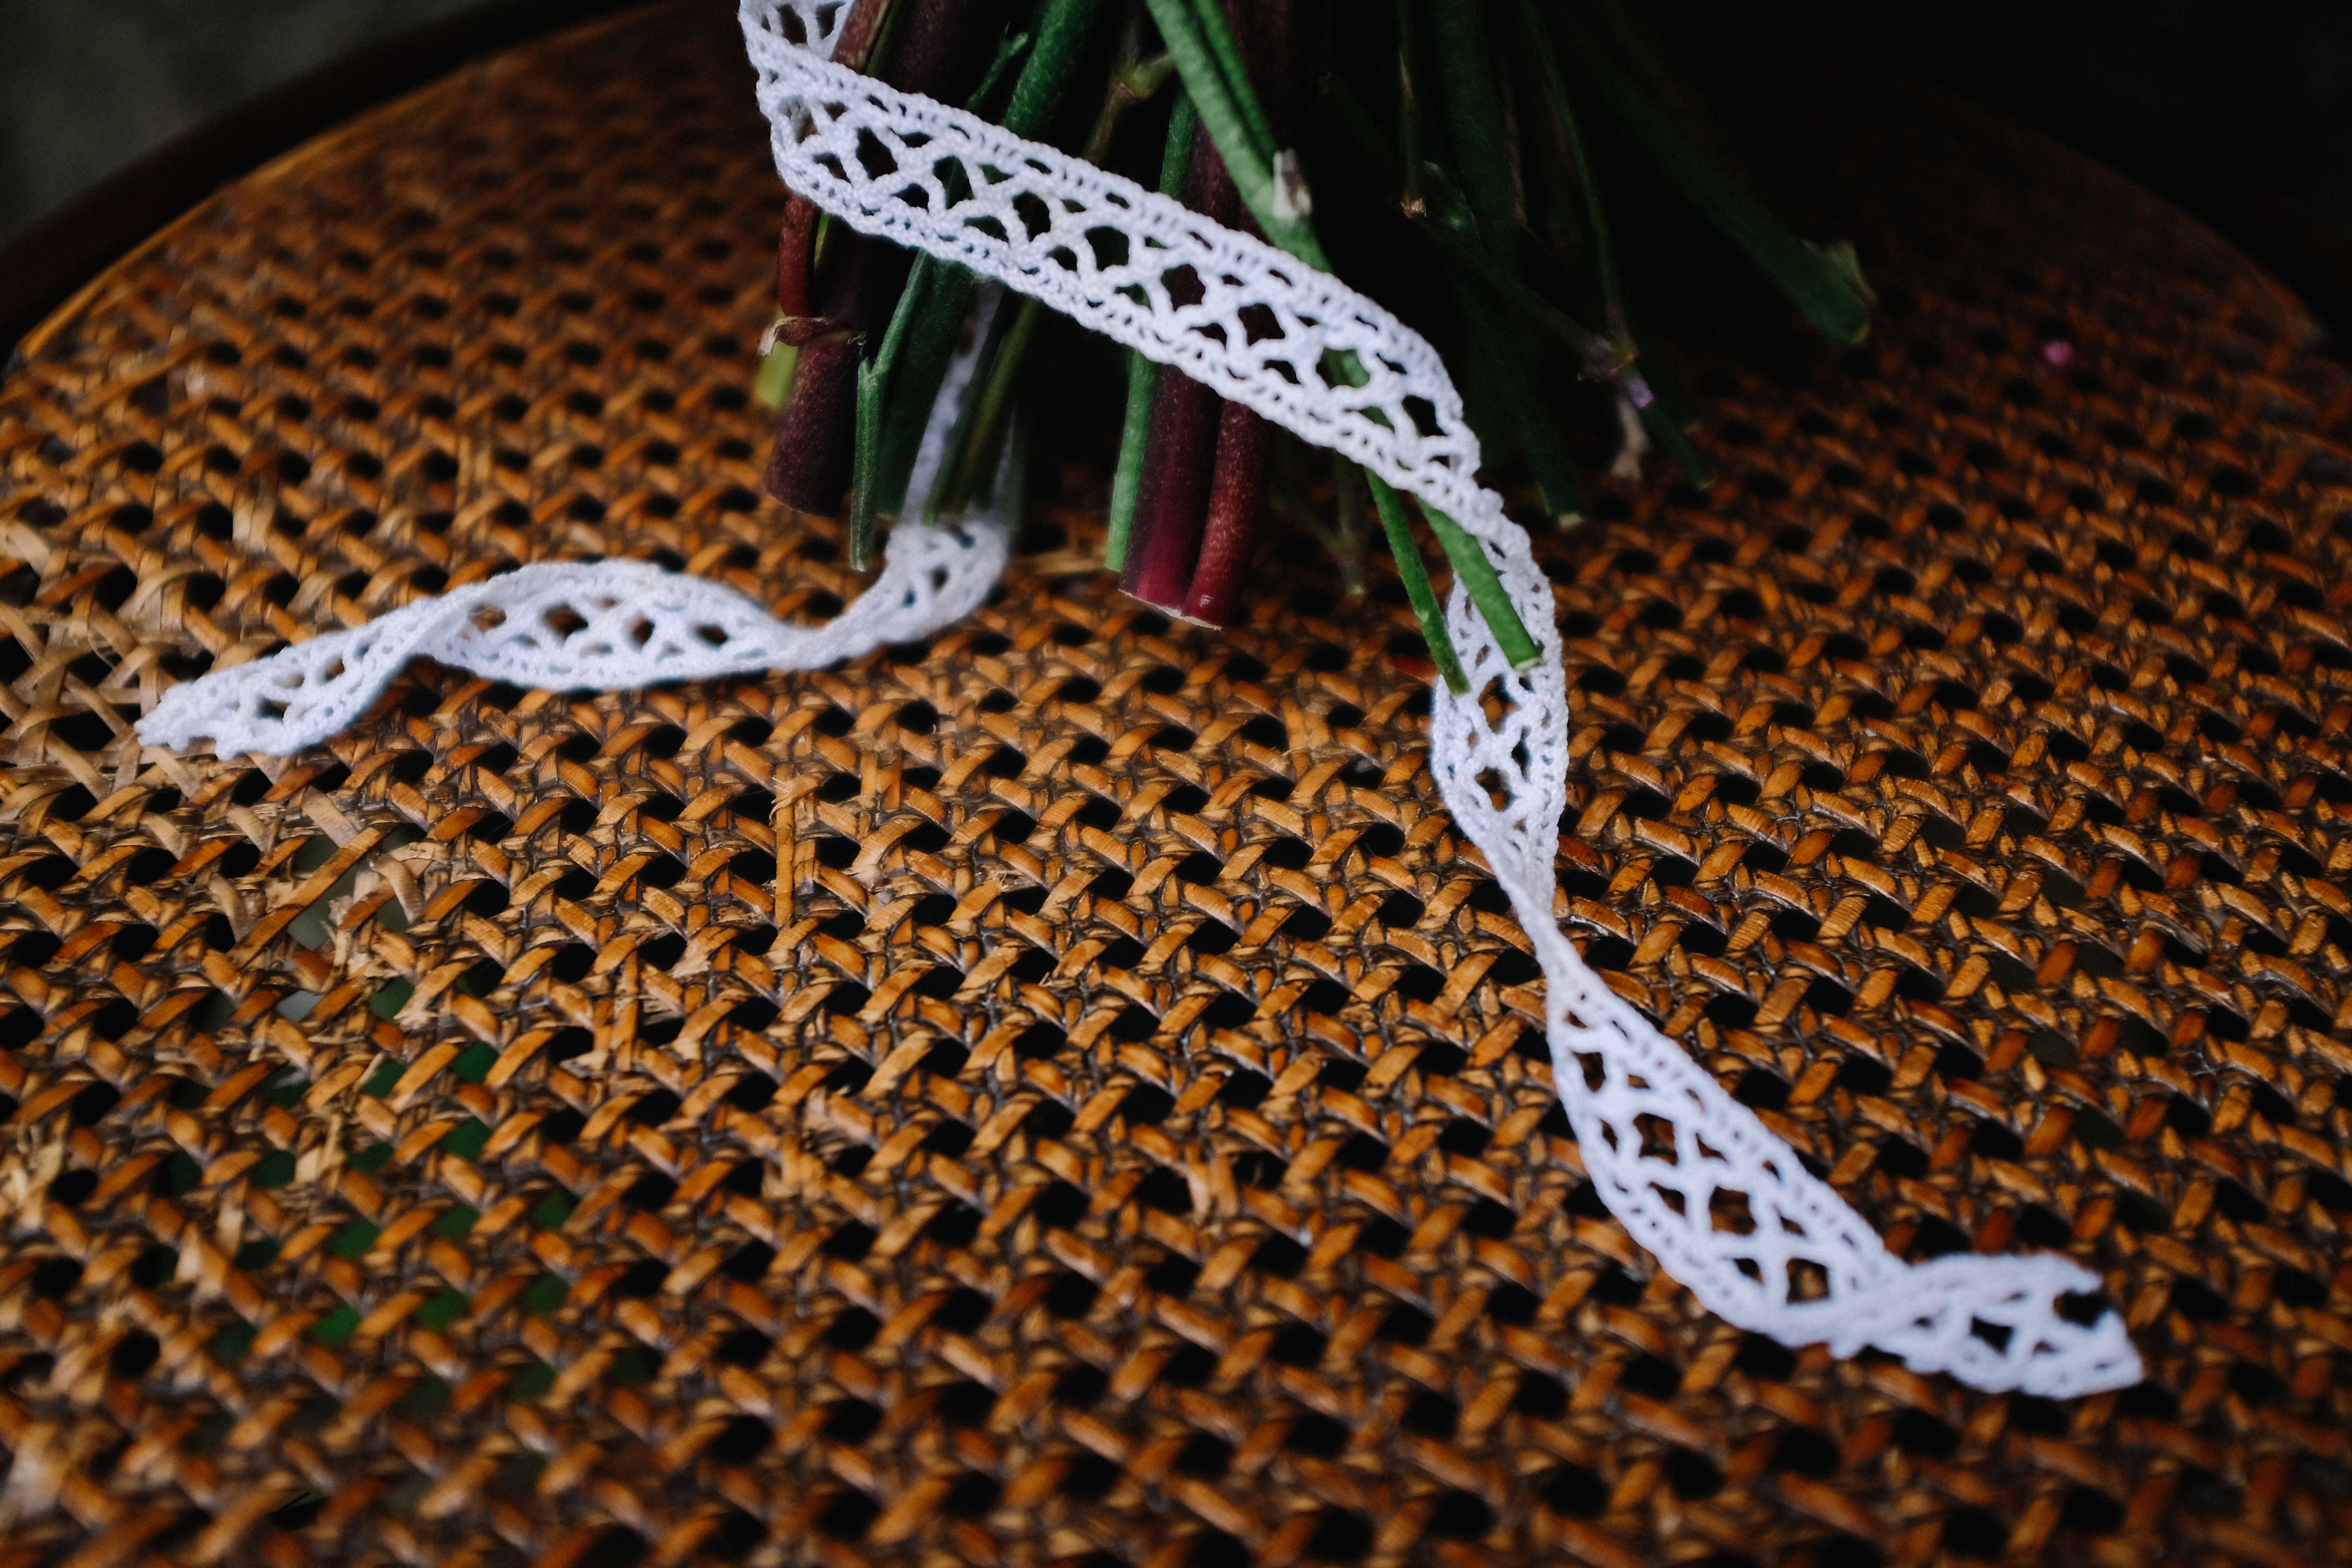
[1, 5, 2351, 1564]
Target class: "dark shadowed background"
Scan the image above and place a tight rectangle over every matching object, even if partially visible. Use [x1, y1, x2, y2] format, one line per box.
[1, 0, 480, 244]
[5, 1, 2352, 331]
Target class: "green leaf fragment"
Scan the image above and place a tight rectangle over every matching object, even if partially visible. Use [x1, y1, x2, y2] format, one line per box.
[522, 1273, 570, 1316]
[310, 1307, 361, 1347]
[367, 981, 412, 1022]
[291, 834, 338, 875]
[753, 336, 798, 410]
[161, 1151, 202, 1195]
[440, 1117, 491, 1162]
[397, 1375, 451, 1421]
[508, 1362, 555, 1401]
[413, 1290, 469, 1333]
[327, 1221, 380, 1260]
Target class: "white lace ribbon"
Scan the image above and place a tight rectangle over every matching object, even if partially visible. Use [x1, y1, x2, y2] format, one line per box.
[135, 0, 2141, 1397]
[136, 520, 1007, 754]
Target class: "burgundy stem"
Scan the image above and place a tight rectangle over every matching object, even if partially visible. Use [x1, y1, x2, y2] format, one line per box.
[1119, 114, 1245, 612]
[1119, 358, 1224, 612]
[763, 0, 1013, 514]
[774, 194, 821, 321]
[763, 340, 860, 512]
[1179, 402, 1273, 626]
[1121, 0, 1301, 623]
[830, 0, 895, 72]
[1227, 0, 1305, 146]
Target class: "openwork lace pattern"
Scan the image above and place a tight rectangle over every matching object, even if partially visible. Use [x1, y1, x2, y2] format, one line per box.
[139, 0, 2143, 1397]
[137, 523, 1007, 755]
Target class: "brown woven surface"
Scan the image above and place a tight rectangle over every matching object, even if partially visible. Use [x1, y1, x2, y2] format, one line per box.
[4, 5, 2352, 1565]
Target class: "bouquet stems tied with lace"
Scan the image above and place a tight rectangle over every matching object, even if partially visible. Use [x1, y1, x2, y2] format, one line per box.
[757, 0, 1872, 686]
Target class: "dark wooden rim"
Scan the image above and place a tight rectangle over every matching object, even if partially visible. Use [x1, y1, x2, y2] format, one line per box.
[0, 0, 645, 363]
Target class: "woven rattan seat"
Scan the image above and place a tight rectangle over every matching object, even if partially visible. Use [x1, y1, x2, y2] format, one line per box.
[4, 5, 2352, 1564]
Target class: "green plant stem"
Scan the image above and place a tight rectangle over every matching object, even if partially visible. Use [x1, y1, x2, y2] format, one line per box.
[1329, 67, 1690, 497]
[858, 29, 1035, 531]
[1635, 395, 1710, 487]
[1394, 0, 1425, 215]
[1107, 88, 1198, 568]
[1512, 0, 1622, 330]
[923, 295, 1020, 523]
[1451, 278, 1586, 525]
[1365, 473, 1467, 694]
[1329, 450, 1367, 597]
[1085, 57, 1176, 161]
[991, 405, 1030, 519]
[1511, 0, 1707, 489]
[1141, 0, 1324, 264]
[1424, 506, 1540, 669]
[1151, 0, 1537, 676]
[862, 0, 1112, 538]
[943, 295, 1042, 510]
[1157, 12, 1543, 667]
[1104, 345, 1162, 570]
[1418, 0, 1582, 526]
[849, 357, 887, 569]
[1547, 4, 1870, 345]
[1414, 214, 1599, 356]
[1183, 0, 1275, 157]
[1423, 0, 1516, 254]
[1003, 0, 1106, 131]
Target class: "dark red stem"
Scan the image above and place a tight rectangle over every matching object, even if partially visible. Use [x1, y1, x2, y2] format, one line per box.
[1119, 356, 1225, 612]
[762, 0, 1013, 514]
[830, 0, 895, 72]
[1119, 116, 1245, 612]
[1119, 0, 1300, 623]
[774, 194, 821, 321]
[1179, 402, 1273, 626]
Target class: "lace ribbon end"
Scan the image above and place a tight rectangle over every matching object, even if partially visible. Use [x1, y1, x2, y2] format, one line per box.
[1854, 1254, 2145, 1397]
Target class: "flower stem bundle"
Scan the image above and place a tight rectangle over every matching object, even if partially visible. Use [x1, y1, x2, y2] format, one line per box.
[760, 0, 1872, 685]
